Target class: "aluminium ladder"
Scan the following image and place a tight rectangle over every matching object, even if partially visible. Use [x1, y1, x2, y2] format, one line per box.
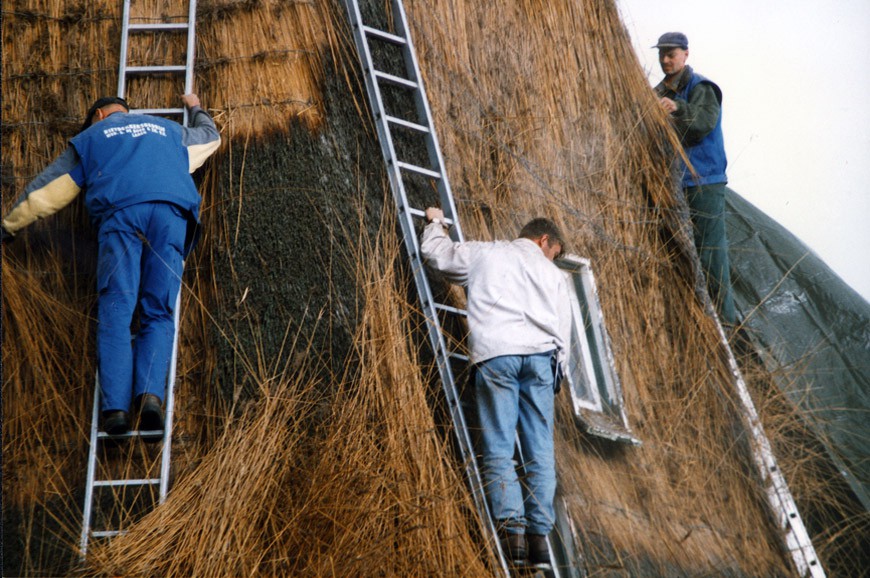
[118, 0, 198, 125]
[716, 320, 826, 578]
[79, 0, 197, 559]
[343, 2, 578, 576]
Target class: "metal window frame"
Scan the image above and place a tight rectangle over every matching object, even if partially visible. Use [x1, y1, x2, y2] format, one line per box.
[557, 255, 640, 445]
[563, 270, 604, 413]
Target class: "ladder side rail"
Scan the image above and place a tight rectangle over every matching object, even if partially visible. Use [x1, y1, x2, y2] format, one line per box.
[344, 1, 404, 195]
[79, 294, 117, 559]
[344, 1, 508, 574]
[345, 0, 478, 488]
[79, 376, 103, 558]
[727, 356, 825, 577]
[553, 495, 588, 577]
[390, 0, 463, 243]
[117, 0, 132, 98]
[400, 200, 509, 578]
[708, 309, 824, 578]
[159, 0, 194, 501]
[160, 281, 183, 502]
[182, 0, 197, 126]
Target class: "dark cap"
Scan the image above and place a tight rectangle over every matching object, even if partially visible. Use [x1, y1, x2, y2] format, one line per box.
[80, 96, 130, 133]
[652, 32, 688, 50]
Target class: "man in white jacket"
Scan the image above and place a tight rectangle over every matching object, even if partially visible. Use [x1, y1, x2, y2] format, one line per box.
[421, 207, 570, 567]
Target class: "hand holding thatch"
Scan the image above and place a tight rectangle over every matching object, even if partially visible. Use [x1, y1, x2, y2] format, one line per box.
[659, 97, 678, 114]
[181, 94, 201, 109]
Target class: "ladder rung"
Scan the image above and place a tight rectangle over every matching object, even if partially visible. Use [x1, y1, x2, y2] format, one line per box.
[131, 108, 185, 116]
[373, 70, 417, 90]
[91, 530, 127, 539]
[435, 303, 468, 317]
[396, 161, 441, 179]
[362, 25, 407, 45]
[97, 429, 164, 439]
[126, 65, 187, 74]
[384, 115, 430, 134]
[407, 207, 427, 219]
[448, 352, 470, 362]
[129, 23, 189, 31]
[93, 478, 161, 488]
[405, 208, 456, 228]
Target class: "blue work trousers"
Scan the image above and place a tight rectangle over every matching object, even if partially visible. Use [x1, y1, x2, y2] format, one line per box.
[475, 352, 557, 535]
[686, 183, 737, 325]
[96, 202, 186, 412]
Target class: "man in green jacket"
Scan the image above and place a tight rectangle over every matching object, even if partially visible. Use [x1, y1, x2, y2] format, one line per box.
[654, 32, 736, 326]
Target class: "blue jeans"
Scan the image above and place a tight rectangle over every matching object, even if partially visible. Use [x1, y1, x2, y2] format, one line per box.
[96, 202, 186, 412]
[475, 352, 556, 535]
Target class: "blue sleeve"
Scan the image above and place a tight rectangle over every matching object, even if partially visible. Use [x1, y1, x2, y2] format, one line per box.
[182, 106, 221, 172]
[22, 147, 83, 195]
[182, 106, 220, 146]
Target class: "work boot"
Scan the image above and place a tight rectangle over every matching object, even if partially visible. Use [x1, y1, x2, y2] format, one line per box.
[136, 393, 165, 437]
[527, 534, 552, 569]
[102, 410, 129, 435]
[498, 529, 527, 565]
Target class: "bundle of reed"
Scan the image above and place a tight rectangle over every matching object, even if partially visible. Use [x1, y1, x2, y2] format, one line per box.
[2, 2, 117, 210]
[1, 258, 93, 506]
[196, 0, 337, 139]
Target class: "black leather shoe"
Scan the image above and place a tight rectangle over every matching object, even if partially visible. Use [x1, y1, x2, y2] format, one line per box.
[102, 410, 129, 435]
[498, 529, 527, 565]
[136, 393, 164, 432]
[527, 534, 552, 568]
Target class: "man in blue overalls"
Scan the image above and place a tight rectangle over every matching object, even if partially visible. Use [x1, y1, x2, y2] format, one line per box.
[2, 94, 221, 435]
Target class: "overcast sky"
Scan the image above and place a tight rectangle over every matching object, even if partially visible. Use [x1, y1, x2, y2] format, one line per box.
[617, 0, 870, 302]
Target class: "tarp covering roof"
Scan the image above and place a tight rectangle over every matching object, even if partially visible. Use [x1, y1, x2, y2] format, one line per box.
[727, 187, 870, 510]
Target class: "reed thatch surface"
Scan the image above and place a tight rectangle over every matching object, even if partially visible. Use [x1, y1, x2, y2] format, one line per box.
[2, 0, 865, 576]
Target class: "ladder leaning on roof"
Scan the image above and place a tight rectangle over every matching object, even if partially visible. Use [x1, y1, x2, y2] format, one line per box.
[79, 0, 197, 559]
[717, 320, 826, 578]
[342, 1, 582, 576]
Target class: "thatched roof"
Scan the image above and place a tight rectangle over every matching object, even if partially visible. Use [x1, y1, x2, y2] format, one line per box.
[2, 0, 864, 576]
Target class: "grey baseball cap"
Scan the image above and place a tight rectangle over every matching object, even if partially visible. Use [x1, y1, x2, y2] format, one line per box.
[653, 32, 688, 50]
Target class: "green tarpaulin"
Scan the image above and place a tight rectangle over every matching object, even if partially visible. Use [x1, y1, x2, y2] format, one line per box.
[726, 188, 870, 510]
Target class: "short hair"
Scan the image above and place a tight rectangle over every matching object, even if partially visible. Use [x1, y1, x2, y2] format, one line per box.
[519, 218, 565, 250]
[80, 96, 130, 133]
